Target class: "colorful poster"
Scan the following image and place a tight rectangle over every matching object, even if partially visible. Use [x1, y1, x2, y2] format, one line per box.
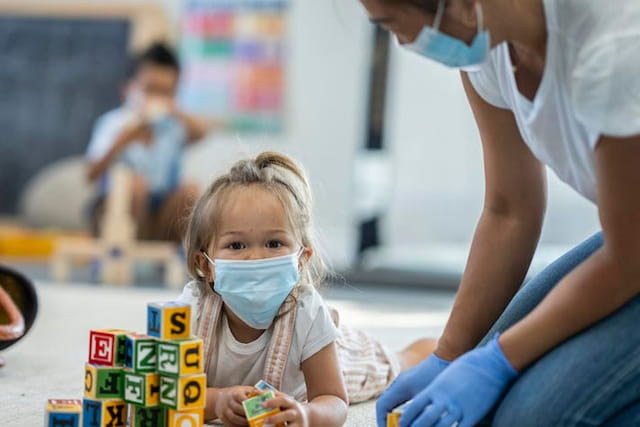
[179, 0, 287, 133]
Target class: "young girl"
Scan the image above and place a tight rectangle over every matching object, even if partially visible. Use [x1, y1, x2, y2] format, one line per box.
[178, 152, 434, 426]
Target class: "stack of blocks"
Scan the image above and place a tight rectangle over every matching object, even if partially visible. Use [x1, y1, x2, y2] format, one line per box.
[46, 301, 205, 427]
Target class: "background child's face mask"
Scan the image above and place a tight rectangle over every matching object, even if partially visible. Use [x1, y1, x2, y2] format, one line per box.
[202, 250, 302, 329]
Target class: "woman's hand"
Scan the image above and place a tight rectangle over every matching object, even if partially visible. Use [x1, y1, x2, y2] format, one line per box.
[214, 386, 255, 426]
[400, 335, 518, 427]
[263, 391, 309, 427]
[376, 353, 450, 426]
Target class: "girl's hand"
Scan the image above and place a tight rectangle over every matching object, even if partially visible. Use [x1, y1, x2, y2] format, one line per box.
[263, 391, 309, 427]
[214, 386, 255, 426]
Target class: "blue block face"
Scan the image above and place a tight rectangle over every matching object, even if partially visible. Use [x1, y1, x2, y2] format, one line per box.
[48, 413, 80, 427]
[147, 306, 162, 338]
[82, 399, 102, 427]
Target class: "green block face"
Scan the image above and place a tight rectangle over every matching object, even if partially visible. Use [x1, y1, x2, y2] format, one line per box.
[159, 376, 178, 409]
[96, 367, 123, 399]
[131, 405, 166, 427]
[156, 342, 179, 376]
[125, 335, 157, 373]
[243, 391, 276, 419]
[115, 334, 128, 366]
[123, 371, 160, 407]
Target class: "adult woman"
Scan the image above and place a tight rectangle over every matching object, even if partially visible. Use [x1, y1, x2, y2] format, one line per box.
[357, 0, 640, 425]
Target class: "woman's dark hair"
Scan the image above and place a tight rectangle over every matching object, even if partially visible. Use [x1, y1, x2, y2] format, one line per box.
[130, 42, 180, 76]
[384, 0, 440, 13]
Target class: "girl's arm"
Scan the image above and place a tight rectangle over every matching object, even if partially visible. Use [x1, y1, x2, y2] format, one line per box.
[264, 342, 348, 427]
[500, 133, 640, 370]
[436, 73, 547, 360]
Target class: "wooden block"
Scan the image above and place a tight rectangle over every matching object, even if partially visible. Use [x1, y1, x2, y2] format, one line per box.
[45, 399, 82, 427]
[88, 329, 130, 366]
[130, 405, 167, 427]
[84, 363, 123, 399]
[123, 370, 160, 407]
[157, 338, 203, 377]
[82, 398, 127, 427]
[387, 400, 411, 427]
[159, 373, 206, 410]
[167, 408, 204, 427]
[242, 391, 284, 427]
[124, 333, 157, 373]
[147, 302, 191, 340]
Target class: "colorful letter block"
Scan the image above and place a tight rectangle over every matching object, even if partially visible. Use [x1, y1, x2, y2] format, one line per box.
[123, 370, 160, 407]
[156, 338, 203, 377]
[45, 399, 82, 427]
[167, 408, 204, 427]
[124, 334, 157, 373]
[130, 405, 167, 427]
[159, 373, 206, 410]
[84, 363, 123, 399]
[147, 302, 191, 340]
[88, 329, 130, 366]
[242, 391, 285, 427]
[82, 398, 127, 427]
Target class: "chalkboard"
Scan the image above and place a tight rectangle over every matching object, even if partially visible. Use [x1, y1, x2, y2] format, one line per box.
[0, 15, 131, 214]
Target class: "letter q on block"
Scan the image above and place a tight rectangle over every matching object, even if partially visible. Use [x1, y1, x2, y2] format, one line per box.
[147, 302, 191, 340]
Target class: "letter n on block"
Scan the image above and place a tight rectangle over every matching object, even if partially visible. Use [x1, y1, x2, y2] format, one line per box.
[157, 338, 203, 377]
[147, 302, 191, 340]
[167, 408, 204, 427]
[123, 371, 160, 407]
[159, 373, 206, 410]
[45, 399, 82, 427]
[82, 398, 127, 427]
[124, 334, 157, 373]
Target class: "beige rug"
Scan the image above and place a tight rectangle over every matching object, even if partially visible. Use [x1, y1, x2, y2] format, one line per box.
[1, 282, 449, 426]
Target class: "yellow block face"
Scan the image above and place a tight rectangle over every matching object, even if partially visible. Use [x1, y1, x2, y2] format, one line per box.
[84, 363, 97, 398]
[161, 306, 191, 340]
[178, 374, 206, 410]
[167, 408, 204, 427]
[387, 412, 401, 427]
[180, 339, 203, 376]
[247, 411, 284, 427]
[145, 373, 160, 407]
[102, 400, 128, 427]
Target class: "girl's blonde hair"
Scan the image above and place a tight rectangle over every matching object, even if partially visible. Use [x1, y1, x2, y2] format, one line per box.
[184, 151, 328, 289]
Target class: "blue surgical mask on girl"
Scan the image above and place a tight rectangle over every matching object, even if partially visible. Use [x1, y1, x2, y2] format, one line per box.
[403, 0, 490, 69]
[202, 249, 303, 330]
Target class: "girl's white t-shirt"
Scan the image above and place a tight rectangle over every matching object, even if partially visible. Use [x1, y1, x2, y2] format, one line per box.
[467, 0, 640, 203]
[177, 282, 340, 401]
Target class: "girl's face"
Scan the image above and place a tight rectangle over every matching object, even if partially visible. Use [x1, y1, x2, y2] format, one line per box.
[210, 185, 300, 261]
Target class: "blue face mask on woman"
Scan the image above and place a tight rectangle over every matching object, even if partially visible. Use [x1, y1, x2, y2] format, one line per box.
[403, 0, 490, 69]
[202, 249, 303, 330]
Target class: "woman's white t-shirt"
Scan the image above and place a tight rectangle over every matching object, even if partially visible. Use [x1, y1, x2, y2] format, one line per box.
[177, 283, 340, 401]
[467, 0, 640, 203]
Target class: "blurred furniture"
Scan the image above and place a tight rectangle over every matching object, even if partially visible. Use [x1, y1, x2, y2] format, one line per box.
[51, 165, 185, 288]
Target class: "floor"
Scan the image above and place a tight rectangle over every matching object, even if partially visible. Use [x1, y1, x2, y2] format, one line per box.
[0, 274, 454, 426]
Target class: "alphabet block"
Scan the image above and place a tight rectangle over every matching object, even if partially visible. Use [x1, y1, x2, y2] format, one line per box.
[45, 399, 82, 427]
[123, 370, 160, 407]
[167, 408, 204, 427]
[124, 333, 157, 373]
[242, 391, 285, 427]
[82, 398, 128, 427]
[130, 405, 167, 427]
[387, 400, 411, 427]
[84, 363, 123, 399]
[147, 302, 191, 340]
[88, 329, 130, 366]
[159, 373, 206, 410]
[157, 338, 203, 377]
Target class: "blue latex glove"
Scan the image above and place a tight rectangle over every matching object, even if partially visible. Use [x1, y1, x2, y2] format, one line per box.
[400, 335, 518, 427]
[376, 353, 451, 426]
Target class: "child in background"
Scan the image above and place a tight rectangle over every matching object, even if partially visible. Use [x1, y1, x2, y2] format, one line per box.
[178, 152, 435, 426]
[86, 43, 209, 242]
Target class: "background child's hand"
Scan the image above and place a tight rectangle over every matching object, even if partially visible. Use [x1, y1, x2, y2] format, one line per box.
[263, 391, 309, 427]
[215, 385, 255, 426]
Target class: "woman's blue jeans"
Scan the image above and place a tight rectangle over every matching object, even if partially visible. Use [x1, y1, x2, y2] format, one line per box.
[478, 232, 640, 426]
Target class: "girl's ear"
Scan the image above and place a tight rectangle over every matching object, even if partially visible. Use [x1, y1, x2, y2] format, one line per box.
[197, 251, 215, 284]
[299, 246, 313, 271]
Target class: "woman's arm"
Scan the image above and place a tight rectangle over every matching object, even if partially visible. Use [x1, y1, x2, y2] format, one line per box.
[264, 342, 348, 427]
[500, 134, 640, 370]
[436, 73, 547, 360]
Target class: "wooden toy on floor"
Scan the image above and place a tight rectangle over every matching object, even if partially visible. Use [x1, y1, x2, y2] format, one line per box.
[45, 300, 205, 427]
[50, 166, 184, 287]
[387, 400, 412, 427]
[242, 390, 285, 427]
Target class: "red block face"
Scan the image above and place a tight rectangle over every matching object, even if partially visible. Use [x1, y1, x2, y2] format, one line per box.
[89, 331, 115, 365]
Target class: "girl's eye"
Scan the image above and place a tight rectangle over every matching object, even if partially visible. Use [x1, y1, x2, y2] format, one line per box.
[266, 240, 283, 249]
[227, 242, 245, 250]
